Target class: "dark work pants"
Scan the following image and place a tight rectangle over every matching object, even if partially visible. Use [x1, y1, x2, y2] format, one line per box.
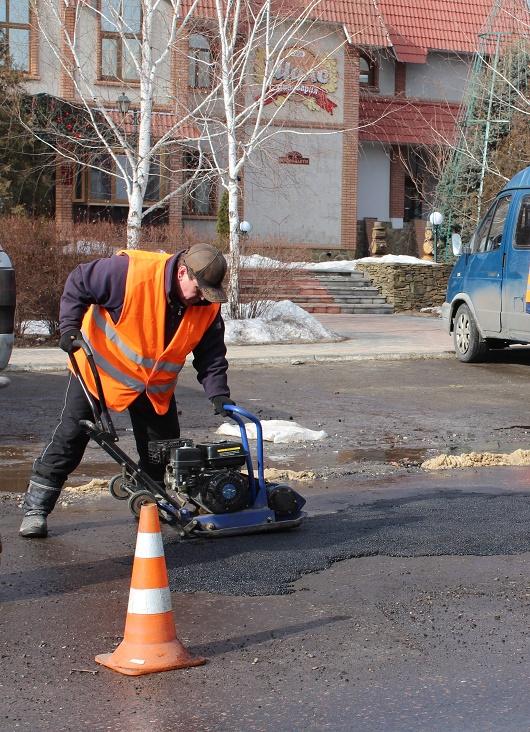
[30, 373, 180, 502]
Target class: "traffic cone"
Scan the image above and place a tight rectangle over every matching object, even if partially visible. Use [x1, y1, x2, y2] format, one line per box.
[95, 503, 206, 676]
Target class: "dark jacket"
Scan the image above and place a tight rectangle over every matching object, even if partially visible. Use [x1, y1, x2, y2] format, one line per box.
[59, 250, 229, 399]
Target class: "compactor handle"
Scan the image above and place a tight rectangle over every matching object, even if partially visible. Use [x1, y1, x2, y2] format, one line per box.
[223, 404, 265, 500]
[69, 339, 118, 439]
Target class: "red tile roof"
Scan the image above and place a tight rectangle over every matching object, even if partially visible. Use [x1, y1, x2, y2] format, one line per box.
[184, 0, 391, 48]
[107, 110, 199, 140]
[375, 0, 530, 59]
[319, 0, 390, 48]
[185, 0, 530, 59]
[359, 95, 460, 145]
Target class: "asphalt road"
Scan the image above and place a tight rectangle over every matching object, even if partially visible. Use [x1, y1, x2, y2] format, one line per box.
[4, 356, 530, 730]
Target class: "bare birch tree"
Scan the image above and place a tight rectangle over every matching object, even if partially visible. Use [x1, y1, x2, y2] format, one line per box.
[190, 0, 349, 316]
[26, 0, 224, 248]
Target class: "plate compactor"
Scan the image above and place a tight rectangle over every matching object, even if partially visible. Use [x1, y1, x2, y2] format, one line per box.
[69, 341, 306, 538]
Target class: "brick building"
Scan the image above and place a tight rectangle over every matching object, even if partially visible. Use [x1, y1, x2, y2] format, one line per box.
[2, 0, 528, 254]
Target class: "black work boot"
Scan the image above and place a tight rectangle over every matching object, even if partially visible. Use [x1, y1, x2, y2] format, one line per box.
[19, 512, 48, 538]
[19, 481, 61, 539]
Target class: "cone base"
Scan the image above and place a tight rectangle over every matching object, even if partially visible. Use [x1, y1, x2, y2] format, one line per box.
[95, 640, 206, 676]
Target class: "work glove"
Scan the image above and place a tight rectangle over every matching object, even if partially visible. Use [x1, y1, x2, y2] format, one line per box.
[211, 395, 235, 417]
[59, 329, 84, 354]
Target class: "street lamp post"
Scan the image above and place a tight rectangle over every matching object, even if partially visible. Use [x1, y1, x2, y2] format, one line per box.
[117, 92, 140, 133]
[239, 220, 252, 236]
[428, 211, 444, 263]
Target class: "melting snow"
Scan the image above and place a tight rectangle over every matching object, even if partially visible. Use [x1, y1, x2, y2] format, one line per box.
[217, 419, 327, 444]
[222, 300, 341, 345]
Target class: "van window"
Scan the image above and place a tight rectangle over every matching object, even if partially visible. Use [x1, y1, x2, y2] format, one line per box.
[514, 195, 530, 249]
[470, 203, 495, 253]
[486, 195, 511, 251]
[470, 196, 511, 253]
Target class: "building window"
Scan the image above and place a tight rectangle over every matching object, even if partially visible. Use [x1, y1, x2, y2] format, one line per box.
[73, 154, 163, 205]
[183, 151, 216, 216]
[188, 33, 212, 88]
[359, 53, 377, 88]
[100, 0, 141, 81]
[0, 0, 30, 71]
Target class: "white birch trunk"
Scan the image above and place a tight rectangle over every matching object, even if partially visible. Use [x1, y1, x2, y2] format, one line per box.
[227, 176, 240, 318]
[215, 0, 242, 316]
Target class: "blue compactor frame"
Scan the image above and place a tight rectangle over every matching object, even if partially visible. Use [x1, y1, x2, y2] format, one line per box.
[70, 341, 306, 538]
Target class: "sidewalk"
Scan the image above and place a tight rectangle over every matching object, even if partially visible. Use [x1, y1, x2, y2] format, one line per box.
[6, 314, 454, 372]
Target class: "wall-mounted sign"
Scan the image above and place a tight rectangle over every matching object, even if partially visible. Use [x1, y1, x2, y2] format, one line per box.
[279, 151, 309, 165]
[255, 46, 338, 116]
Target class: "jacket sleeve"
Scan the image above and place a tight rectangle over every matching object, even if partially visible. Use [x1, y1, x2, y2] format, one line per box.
[192, 311, 230, 400]
[59, 255, 129, 334]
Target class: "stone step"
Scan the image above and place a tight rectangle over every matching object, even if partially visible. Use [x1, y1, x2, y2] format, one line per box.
[299, 303, 394, 314]
[288, 295, 387, 305]
[239, 286, 381, 298]
[240, 270, 367, 283]
[301, 285, 380, 294]
[239, 266, 394, 315]
[312, 271, 366, 280]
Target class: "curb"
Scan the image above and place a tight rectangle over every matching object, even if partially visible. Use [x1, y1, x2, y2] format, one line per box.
[5, 349, 456, 371]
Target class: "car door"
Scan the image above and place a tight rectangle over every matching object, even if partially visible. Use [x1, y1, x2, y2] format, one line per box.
[465, 194, 511, 333]
[502, 192, 530, 338]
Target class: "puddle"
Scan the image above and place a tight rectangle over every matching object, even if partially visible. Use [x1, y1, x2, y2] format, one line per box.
[336, 447, 428, 465]
[0, 455, 118, 494]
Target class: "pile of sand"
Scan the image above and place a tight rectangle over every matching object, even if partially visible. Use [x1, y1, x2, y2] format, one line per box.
[262, 468, 315, 482]
[422, 449, 530, 471]
[60, 469, 315, 500]
[63, 478, 109, 495]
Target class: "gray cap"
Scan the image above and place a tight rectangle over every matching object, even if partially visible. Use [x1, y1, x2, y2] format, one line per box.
[182, 243, 228, 303]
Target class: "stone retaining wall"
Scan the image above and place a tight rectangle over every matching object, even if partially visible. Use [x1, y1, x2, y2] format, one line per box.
[356, 262, 453, 312]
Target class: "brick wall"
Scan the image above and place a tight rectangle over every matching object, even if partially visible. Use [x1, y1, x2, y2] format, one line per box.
[340, 46, 359, 255]
[394, 62, 406, 95]
[389, 146, 405, 219]
[60, 2, 76, 100]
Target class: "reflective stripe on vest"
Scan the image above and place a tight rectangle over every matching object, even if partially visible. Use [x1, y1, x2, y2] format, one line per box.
[71, 250, 220, 413]
[91, 307, 184, 376]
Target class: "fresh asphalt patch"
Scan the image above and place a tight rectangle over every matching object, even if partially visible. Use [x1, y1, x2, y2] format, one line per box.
[165, 491, 530, 596]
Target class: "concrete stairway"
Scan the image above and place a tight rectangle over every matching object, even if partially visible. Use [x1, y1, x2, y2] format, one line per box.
[239, 267, 394, 315]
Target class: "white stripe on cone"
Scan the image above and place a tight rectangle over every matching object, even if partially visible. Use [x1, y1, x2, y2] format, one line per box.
[134, 531, 164, 559]
[128, 587, 172, 615]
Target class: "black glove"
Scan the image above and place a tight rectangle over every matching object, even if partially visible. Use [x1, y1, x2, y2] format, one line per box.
[59, 329, 84, 354]
[211, 395, 235, 417]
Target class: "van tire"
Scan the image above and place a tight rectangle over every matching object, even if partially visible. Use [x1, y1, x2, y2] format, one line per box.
[453, 304, 488, 362]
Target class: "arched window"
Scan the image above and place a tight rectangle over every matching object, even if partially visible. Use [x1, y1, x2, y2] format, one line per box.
[189, 33, 212, 88]
[359, 53, 377, 88]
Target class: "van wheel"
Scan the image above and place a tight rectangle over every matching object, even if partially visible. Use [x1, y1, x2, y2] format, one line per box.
[454, 304, 488, 362]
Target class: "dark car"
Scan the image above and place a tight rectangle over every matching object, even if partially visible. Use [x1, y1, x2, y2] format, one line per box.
[0, 243, 15, 387]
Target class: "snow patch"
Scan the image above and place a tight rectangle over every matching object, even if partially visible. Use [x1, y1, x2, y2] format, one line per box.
[217, 419, 327, 443]
[355, 254, 435, 266]
[21, 320, 52, 335]
[240, 253, 435, 270]
[223, 300, 341, 345]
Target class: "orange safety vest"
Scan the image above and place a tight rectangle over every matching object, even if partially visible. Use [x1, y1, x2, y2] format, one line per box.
[71, 249, 220, 414]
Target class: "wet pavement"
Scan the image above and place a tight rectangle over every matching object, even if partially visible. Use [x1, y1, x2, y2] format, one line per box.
[5, 358, 530, 729]
[4, 471, 530, 731]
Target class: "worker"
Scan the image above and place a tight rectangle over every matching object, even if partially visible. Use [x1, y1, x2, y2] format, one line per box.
[19, 243, 235, 538]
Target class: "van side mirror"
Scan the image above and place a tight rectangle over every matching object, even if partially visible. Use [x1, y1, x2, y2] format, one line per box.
[451, 233, 463, 257]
